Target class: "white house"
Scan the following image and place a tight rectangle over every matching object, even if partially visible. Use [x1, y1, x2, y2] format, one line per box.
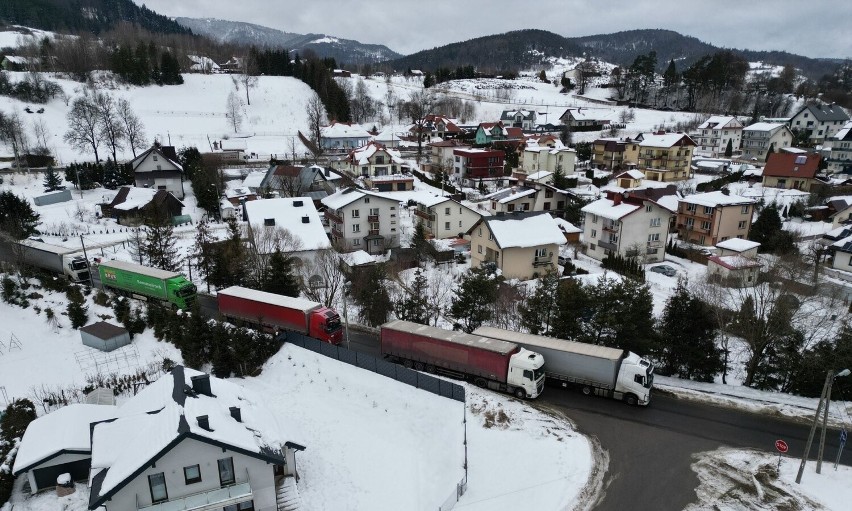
[347, 141, 406, 178]
[243, 197, 331, 263]
[580, 191, 672, 263]
[484, 183, 570, 215]
[131, 145, 185, 199]
[413, 196, 482, 239]
[14, 367, 305, 511]
[789, 103, 850, 144]
[321, 187, 401, 254]
[825, 121, 852, 174]
[741, 122, 793, 161]
[695, 116, 743, 156]
[520, 144, 577, 175]
[320, 122, 371, 151]
[500, 109, 536, 130]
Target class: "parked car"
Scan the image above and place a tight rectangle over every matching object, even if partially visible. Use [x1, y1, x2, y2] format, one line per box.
[558, 255, 571, 266]
[649, 265, 677, 277]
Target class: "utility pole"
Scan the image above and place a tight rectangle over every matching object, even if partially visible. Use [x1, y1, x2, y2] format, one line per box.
[797, 368, 851, 483]
[343, 285, 350, 349]
[79, 235, 93, 287]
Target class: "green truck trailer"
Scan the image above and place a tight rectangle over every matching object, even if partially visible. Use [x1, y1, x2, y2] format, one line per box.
[98, 260, 197, 309]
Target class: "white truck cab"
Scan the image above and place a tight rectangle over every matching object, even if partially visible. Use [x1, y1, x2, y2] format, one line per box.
[507, 348, 546, 399]
[616, 353, 654, 406]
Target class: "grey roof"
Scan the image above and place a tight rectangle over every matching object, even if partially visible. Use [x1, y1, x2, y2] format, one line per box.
[796, 104, 850, 122]
[80, 321, 128, 340]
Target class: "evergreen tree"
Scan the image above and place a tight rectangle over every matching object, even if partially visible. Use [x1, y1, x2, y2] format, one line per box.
[552, 164, 568, 189]
[102, 158, 121, 189]
[748, 206, 782, 250]
[143, 219, 181, 272]
[765, 143, 775, 162]
[538, 69, 547, 82]
[519, 270, 560, 334]
[658, 280, 722, 381]
[724, 139, 733, 157]
[67, 298, 89, 329]
[551, 277, 587, 341]
[411, 221, 428, 259]
[42, 165, 62, 191]
[1, 398, 36, 440]
[209, 217, 248, 287]
[450, 267, 498, 333]
[192, 218, 216, 289]
[663, 59, 679, 87]
[180, 305, 211, 369]
[394, 269, 431, 324]
[0, 191, 40, 239]
[262, 249, 300, 297]
[353, 264, 392, 327]
[159, 51, 183, 85]
[582, 276, 656, 354]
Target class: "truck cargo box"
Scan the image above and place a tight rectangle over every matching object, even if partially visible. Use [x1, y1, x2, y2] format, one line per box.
[381, 320, 519, 383]
[98, 260, 179, 301]
[218, 286, 320, 334]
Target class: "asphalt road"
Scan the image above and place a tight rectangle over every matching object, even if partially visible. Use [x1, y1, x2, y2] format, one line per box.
[338, 329, 852, 510]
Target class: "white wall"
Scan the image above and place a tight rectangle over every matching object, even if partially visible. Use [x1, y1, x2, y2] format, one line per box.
[428, 201, 481, 239]
[337, 195, 400, 252]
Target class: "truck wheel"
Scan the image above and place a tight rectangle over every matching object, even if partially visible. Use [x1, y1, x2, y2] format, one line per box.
[513, 387, 526, 399]
[474, 378, 487, 388]
[425, 364, 436, 374]
[625, 394, 638, 406]
[414, 361, 425, 371]
[581, 386, 592, 396]
[403, 359, 413, 369]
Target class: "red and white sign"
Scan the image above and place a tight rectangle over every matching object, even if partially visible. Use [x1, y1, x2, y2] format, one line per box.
[775, 439, 789, 453]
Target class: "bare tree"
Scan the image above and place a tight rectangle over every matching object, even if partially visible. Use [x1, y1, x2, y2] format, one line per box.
[305, 92, 327, 148]
[0, 110, 28, 170]
[93, 91, 124, 163]
[243, 224, 302, 288]
[64, 94, 101, 162]
[225, 91, 244, 133]
[232, 57, 259, 106]
[117, 98, 147, 158]
[403, 89, 436, 162]
[31, 117, 50, 150]
[300, 248, 345, 307]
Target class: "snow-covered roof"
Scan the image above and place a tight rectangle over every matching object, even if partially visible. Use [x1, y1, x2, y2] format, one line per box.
[744, 122, 787, 132]
[697, 116, 741, 130]
[89, 366, 303, 506]
[187, 55, 219, 71]
[562, 108, 607, 121]
[832, 120, 852, 141]
[581, 197, 641, 221]
[242, 170, 267, 189]
[716, 238, 761, 252]
[349, 142, 404, 165]
[656, 195, 679, 213]
[321, 187, 396, 210]
[244, 198, 331, 251]
[341, 250, 375, 266]
[637, 132, 695, 147]
[13, 404, 117, 475]
[553, 217, 581, 234]
[321, 122, 370, 139]
[112, 187, 157, 210]
[485, 186, 537, 204]
[680, 191, 755, 208]
[483, 213, 567, 249]
[708, 255, 761, 270]
[527, 171, 553, 181]
[416, 194, 452, 207]
[616, 169, 645, 180]
[220, 138, 247, 151]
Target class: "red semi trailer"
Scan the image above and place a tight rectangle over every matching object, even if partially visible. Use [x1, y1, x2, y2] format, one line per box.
[218, 286, 343, 344]
[380, 320, 545, 399]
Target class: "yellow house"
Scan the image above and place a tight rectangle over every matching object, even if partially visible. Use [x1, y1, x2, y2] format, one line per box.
[467, 212, 566, 280]
[623, 132, 696, 182]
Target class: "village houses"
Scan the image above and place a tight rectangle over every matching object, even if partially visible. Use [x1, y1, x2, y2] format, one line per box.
[694, 116, 743, 156]
[413, 196, 482, 239]
[500, 109, 536, 130]
[706, 238, 762, 287]
[741, 122, 793, 161]
[484, 183, 570, 215]
[761, 152, 822, 191]
[591, 138, 628, 170]
[322, 187, 401, 254]
[825, 121, 852, 174]
[623, 132, 696, 182]
[320, 122, 371, 151]
[131, 145, 185, 199]
[788, 103, 850, 144]
[676, 190, 756, 246]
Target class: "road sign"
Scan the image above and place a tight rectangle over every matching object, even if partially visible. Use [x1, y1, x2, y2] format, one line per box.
[776, 439, 789, 453]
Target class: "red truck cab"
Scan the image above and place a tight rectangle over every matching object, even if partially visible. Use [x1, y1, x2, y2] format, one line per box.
[311, 307, 343, 344]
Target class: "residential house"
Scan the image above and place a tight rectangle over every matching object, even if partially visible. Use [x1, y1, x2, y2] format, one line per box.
[260, 164, 332, 203]
[224, 186, 258, 207]
[322, 187, 401, 254]
[100, 187, 184, 226]
[219, 138, 247, 161]
[428, 140, 470, 173]
[789, 103, 850, 144]
[500, 109, 536, 130]
[371, 127, 402, 148]
[553, 217, 582, 243]
[467, 212, 566, 280]
[413, 196, 482, 239]
[474, 122, 523, 145]
[741, 122, 793, 161]
[241, 170, 268, 194]
[1, 55, 38, 71]
[559, 108, 608, 130]
[13, 366, 304, 511]
[824, 226, 852, 270]
[519, 144, 577, 176]
[320, 122, 371, 151]
[762, 152, 822, 191]
[708, 237, 763, 287]
[131, 145, 185, 199]
[485, 183, 569, 214]
[826, 196, 852, 227]
[347, 142, 406, 178]
[243, 197, 331, 263]
[825, 121, 852, 173]
[614, 170, 645, 189]
[623, 132, 696, 182]
[592, 138, 628, 170]
[411, 114, 462, 141]
[580, 191, 672, 263]
[676, 190, 756, 246]
[695, 116, 743, 156]
[715, 238, 760, 258]
[453, 147, 505, 184]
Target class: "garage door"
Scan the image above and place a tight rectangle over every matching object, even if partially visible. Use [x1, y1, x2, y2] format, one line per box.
[33, 458, 91, 490]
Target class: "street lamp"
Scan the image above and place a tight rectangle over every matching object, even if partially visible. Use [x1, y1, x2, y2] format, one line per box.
[796, 368, 850, 483]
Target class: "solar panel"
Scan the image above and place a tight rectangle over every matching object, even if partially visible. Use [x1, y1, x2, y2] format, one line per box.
[795, 155, 807, 164]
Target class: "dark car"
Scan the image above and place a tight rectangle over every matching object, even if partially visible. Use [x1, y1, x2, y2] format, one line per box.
[648, 265, 677, 277]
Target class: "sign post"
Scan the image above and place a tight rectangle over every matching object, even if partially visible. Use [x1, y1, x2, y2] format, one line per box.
[775, 439, 789, 471]
[834, 429, 847, 470]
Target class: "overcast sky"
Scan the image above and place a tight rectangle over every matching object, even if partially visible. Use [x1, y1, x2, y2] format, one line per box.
[137, 0, 852, 59]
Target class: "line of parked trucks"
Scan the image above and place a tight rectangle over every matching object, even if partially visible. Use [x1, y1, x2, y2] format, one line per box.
[3, 239, 653, 405]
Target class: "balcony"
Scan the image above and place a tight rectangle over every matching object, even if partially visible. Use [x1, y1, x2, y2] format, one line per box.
[137, 482, 252, 511]
[647, 241, 662, 248]
[368, 229, 380, 236]
[331, 226, 343, 238]
[325, 209, 342, 224]
[367, 214, 379, 222]
[414, 209, 435, 221]
[533, 256, 553, 267]
[602, 224, 620, 233]
[598, 240, 617, 251]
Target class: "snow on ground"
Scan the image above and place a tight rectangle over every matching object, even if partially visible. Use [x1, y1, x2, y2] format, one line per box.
[687, 447, 852, 511]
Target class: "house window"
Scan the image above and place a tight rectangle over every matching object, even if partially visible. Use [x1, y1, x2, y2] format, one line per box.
[445, 222, 450, 230]
[543, 202, 551, 211]
[369, 208, 379, 216]
[478, 228, 482, 237]
[264, 218, 275, 227]
[646, 204, 652, 212]
[508, 204, 515, 212]
[157, 185, 167, 190]
[184, 465, 202, 485]
[701, 221, 711, 230]
[534, 248, 547, 258]
[370, 222, 379, 231]
[738, 220, 747, 229]
[686, 204, 696, 212]
[351, 209, 360, 218]
[157, 165, 162, 171]
[375, 156, 385, 164]
[522, 203, 530, 211]
[364, 197, 370, 203]
[224, 501, 255, 511]
[741, 205, 750, 214]
[699, 235, 706, 244]
[459, 221, 462, 227]
[703, 206, 713, 215]
[648, 233, 660, 242]
[686, 218, 694, 228]
[649, 218, 661, 227]
[352, 224, 361, 233]
[218, 457, 236, 486]
[591, 214, 598, 223]
[545, 190, 554, 198]
[445, 207, 451, 215]
[488, 233, 494, 241]
[153, 155, 158, 161]
[353, 238, 361, 246]
[478, 245, 483, 254]
[148, 473, 168, 503]
[591, 229, 597, 238]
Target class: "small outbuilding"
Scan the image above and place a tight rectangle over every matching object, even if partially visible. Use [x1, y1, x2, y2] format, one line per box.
[80, 322, 130, 352]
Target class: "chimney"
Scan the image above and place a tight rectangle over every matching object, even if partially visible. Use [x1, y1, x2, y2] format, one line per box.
[302, 216, 310, 224]
[229, 406, 242, 423]
[612, 193, 622, 205]
[721, 188, 730, 196]
[191, 374, 212, 397]
[196, 415, 211, 431]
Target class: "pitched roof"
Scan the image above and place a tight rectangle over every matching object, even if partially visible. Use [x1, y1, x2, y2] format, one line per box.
[831, 120, 852, 141]
[716, 238, 761, 252]
[131, 145, 183, 172]
[321, 121, 371, 139]
[744, 122, 788, 133]
[795, 103, 850, 123]
[680, 190, 755, 207]
[244, 198, 331, 251]
[581, 197, 642, 221]
[89, 366, 303, 508]
[615, 169, 645, 180]
[763, 152, 821, 178]
[321, 187, 397, 210]
[348, 141, 404, 165]
[697, 116, 742, 130]
[473, 212, 566, 249]
[636, 132, 696, 148]
[708, 255, 761, 270]
[500, 109, 535, 120]
[484, 186, 536, 204]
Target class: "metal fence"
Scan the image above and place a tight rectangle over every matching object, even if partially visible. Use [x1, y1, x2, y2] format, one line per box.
[285, 333, 466, 403]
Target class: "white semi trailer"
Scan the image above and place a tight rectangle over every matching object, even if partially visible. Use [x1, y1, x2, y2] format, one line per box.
[14, 240, 90, 283]
[473, 326, 654, 406]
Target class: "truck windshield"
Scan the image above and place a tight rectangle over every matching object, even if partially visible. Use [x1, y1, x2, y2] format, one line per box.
[533, 367, 545, 381]
[325, 316, 342, 333]
[177, 284, 197, 298]
[70, 260, 88, 271]
[645, 367, 654, 388]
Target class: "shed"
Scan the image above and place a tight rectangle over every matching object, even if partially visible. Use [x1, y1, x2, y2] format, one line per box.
[85, 388, 116, 406]
[80, 322, 130, 352]
[33, 190, 72, 206]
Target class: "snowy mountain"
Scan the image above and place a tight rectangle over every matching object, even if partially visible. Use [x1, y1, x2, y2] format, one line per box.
[175, 17, 401, 65]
